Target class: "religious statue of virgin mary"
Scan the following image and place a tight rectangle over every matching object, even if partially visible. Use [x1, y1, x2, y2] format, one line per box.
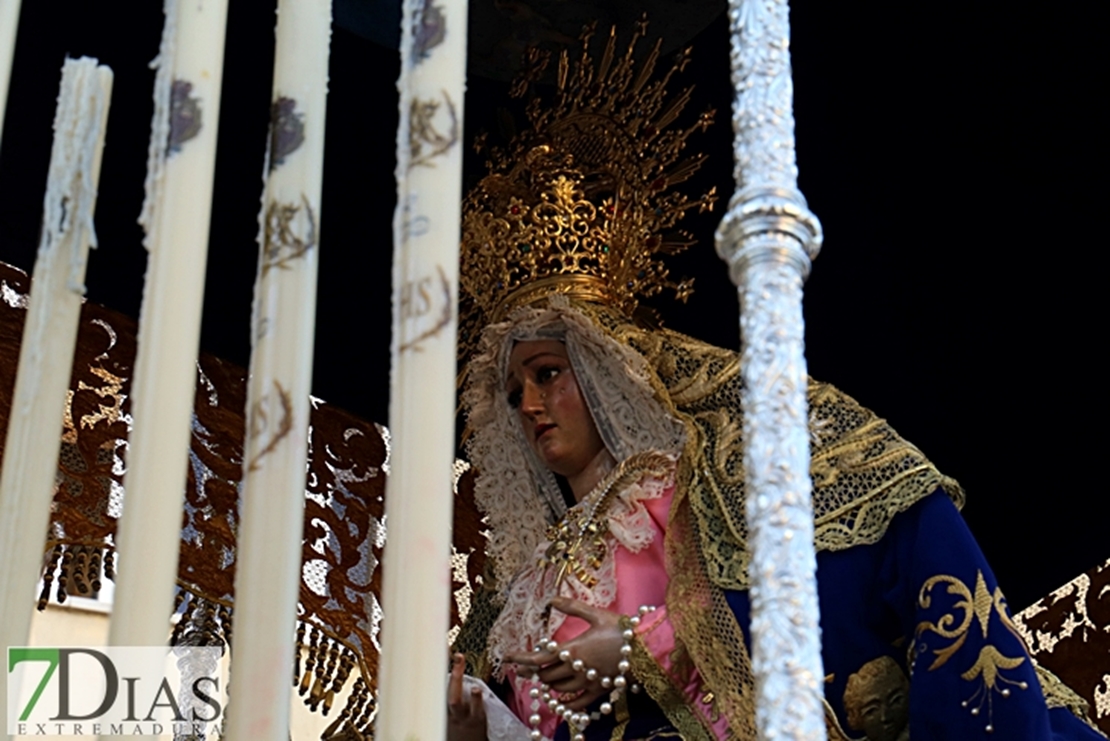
[445, 20, 1105, 741]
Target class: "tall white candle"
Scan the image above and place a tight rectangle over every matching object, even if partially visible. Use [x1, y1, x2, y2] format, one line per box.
[377, 0, 468, 738]
[222, 1, 331, 739]
[107, 0, 228, 668]
[0, 0, 23, 153]
[0, 56, 112, 735]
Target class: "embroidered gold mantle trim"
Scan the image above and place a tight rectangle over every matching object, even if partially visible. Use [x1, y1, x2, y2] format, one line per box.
[662, 484, 758, 741]
[629, 635, 715, 741]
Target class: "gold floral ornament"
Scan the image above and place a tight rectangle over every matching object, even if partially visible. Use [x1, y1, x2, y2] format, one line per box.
[914, 570, 1030, 732]
[459, 17, 717, 354]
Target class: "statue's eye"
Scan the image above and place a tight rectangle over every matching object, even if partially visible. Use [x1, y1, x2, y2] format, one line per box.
[536, 366, 560, 383]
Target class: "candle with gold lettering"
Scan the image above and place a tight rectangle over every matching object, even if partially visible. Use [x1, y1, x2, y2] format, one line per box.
[223, 1, 331, 738]
[0, 56, 112, 732]
[107, 0, 229, 659]
[0, 0, 23, 152]
[377, 0, 468, 738]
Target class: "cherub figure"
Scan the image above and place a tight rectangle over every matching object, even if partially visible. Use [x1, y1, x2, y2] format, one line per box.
[843, 656, 911, 741]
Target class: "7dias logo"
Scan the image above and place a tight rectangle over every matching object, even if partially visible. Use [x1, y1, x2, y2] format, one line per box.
[7, 646, 227, 737]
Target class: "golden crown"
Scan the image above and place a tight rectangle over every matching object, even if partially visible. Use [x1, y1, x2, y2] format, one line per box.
[459, 18, 717, 346]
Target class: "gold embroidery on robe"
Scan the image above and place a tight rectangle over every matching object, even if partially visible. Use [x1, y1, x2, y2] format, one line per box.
[915, 569, 1030, 728]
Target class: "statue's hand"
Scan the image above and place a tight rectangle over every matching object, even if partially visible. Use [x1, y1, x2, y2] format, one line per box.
[505, 596, 625, 712]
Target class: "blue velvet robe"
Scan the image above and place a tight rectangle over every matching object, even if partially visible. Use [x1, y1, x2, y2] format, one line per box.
[727, 491, 1101, 739]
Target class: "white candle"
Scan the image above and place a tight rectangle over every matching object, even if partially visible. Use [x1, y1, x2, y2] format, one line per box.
[0, 56, 112, 734]
[222, 1, 331, 739]
[107, 0, 229, 670]
[0, 0, 23, 153]
[376, 0, 468, 738]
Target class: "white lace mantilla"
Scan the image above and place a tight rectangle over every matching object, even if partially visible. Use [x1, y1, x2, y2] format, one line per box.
[487, 464, 674, 677]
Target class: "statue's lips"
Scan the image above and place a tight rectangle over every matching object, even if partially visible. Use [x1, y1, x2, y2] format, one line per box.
[535, 423, 555, 440]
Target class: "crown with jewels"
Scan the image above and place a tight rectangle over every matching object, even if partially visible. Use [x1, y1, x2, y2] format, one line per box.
[459, 18, 717, 349]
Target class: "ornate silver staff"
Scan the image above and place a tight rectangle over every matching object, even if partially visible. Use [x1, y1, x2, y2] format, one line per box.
[714, 0, 826, 737]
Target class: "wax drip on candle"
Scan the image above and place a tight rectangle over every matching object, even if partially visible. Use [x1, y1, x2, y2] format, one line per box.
[37, 59, 106, 288]
[22, 58, 111, 417]
[139, 0, 180, 248]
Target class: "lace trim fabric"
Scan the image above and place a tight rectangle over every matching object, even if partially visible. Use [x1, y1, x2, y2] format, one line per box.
[486, 458, 674, 678]
[453, 561, 505, 682]
[1014, 557, 1110, 736]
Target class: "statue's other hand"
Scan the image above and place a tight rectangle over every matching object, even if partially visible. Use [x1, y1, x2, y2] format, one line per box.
[448, 653, 488, 741]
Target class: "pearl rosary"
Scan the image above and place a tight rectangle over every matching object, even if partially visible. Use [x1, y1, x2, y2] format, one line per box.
[527, 605, 656, 741]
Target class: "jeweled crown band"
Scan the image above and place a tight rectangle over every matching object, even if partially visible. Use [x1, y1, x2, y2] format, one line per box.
[490, 276, 611, 323]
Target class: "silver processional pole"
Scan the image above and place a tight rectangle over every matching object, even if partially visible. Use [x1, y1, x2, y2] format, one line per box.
[715, 0, 826, 738]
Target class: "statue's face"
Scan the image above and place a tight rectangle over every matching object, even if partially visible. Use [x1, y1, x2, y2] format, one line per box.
[844, 657, 911, 741]
[505, 340, 605, 481]
[855, 682, 909, 741]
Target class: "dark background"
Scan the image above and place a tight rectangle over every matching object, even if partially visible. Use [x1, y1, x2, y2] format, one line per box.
[0, 1, 1102, 612]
